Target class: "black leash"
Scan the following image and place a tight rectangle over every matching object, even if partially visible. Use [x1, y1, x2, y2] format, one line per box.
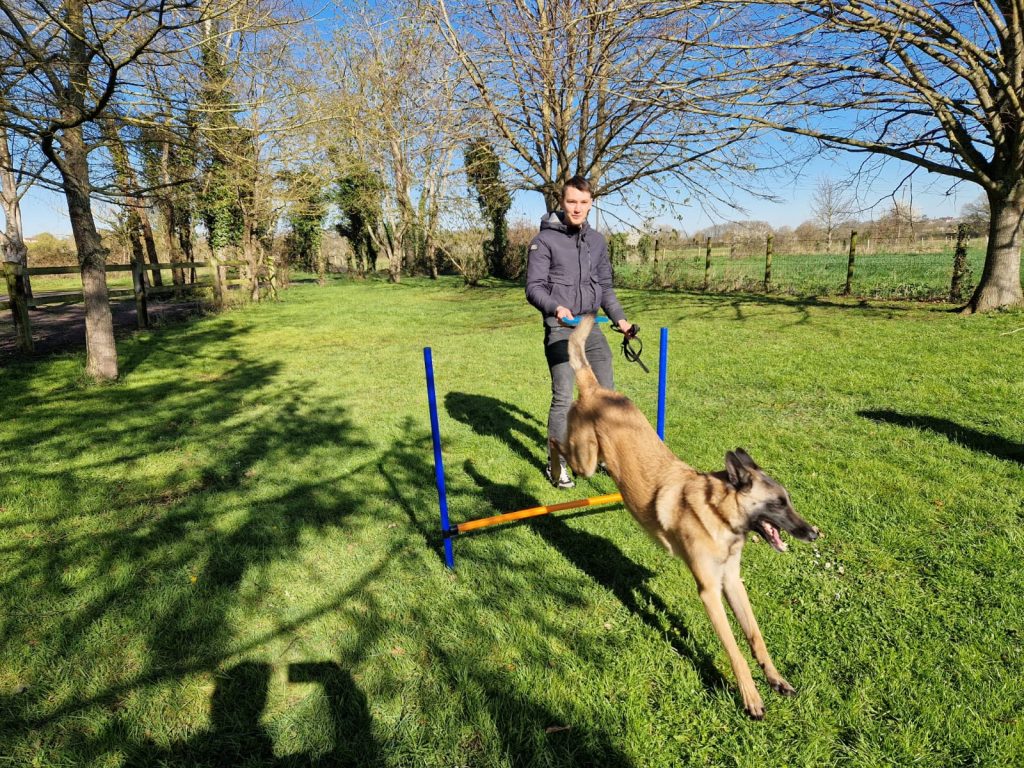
[613, 323, 648, 373]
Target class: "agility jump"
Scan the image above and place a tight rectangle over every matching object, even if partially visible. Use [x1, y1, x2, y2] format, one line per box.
[424, 324, 669, 569]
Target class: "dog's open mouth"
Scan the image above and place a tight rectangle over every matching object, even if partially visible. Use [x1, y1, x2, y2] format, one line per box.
[758, 520, 788, 552]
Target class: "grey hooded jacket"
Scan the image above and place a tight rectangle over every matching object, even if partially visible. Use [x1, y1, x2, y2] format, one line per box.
[525, 212, 626, 328]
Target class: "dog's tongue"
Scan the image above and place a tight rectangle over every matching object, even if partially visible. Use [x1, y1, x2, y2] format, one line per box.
[761, 520, 788, 552]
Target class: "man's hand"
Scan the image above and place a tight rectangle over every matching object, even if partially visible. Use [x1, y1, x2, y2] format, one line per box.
[556, 306, 575, 324]
[617, 318, 633, 335]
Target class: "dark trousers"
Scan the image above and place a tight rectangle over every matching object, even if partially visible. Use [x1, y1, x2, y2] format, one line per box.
[544, 323, 614, 447]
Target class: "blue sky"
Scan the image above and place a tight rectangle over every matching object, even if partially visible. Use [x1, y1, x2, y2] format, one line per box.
[8, 0, 989, 240]
[10, 3, 986, 240]
[509, 150, 979, 235]
[18, 148, 979, 239]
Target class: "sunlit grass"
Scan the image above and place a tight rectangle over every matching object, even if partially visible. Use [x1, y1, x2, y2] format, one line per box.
[1, 276, 1022, 766]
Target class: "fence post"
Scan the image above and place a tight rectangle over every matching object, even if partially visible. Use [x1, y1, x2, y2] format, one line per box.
[950, 224, 970, 302]
[703, 236, 712, 291]
[210, 250, 224, 307]
[3, 261, 34, 353]
[764, 233, 773, 290]
[843, 230, 857, 295]
[131, 257, 149, 330]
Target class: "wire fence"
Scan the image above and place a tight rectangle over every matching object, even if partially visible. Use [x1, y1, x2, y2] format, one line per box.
[610, 232, 991, 301]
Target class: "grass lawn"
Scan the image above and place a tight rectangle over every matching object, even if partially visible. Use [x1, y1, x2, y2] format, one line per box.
[1, 276, 1022, 767]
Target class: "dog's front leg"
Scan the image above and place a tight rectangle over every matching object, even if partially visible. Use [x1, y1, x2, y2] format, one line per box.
[564, 409, 599, 478]
[697, 581, 765, 719]
[722, 564, 796, 697]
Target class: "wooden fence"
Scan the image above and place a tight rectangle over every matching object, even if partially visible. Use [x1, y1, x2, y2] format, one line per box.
[613, 226, 976, 301]
[1, 259, 245, 353]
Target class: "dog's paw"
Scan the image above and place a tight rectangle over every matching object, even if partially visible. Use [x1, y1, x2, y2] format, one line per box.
[744, 697, 765, 720]
[768, 677, 797, 696]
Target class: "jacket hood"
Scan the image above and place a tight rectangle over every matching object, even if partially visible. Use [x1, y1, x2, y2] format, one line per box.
[539, 211, 589, 235]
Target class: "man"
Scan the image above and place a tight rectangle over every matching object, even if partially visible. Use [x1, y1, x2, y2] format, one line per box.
[525, 175, 632, 488]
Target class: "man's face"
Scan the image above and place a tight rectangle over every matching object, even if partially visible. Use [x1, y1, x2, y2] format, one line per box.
[562, 186, 593, 227]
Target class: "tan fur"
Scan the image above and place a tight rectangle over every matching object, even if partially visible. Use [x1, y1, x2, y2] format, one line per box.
[552, 314, 820, 719]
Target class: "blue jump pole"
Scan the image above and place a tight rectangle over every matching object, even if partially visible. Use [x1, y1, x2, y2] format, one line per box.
[657, 327, 668, 441]
[423, 347, 455, 569]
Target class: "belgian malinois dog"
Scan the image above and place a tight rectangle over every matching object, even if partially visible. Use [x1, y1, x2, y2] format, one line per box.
[552, 314, 820, 719]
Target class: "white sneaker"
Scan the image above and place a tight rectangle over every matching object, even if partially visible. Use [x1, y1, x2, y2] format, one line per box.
[545, 456, 575, 489]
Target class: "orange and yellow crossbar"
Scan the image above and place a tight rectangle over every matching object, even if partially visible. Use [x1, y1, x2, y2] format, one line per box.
[453, 492, 623, 535]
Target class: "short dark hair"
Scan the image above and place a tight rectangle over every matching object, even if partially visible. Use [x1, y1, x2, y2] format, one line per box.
[561, 175, 593, 199]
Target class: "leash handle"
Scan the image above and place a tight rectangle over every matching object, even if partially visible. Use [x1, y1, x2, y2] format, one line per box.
[613, 323, 649, 373]
[560, 316, 649, 373]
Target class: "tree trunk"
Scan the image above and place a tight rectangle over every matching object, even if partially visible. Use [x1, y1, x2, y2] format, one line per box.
[244, 229, 261, 302]
[378, 220, 402, 284]
[265, 245, 279, 300]
[62, 128, 119, 380]
[210, 245, 225, 306]
[161, 141, 185, 289]
[101, 118, 153, 290]
[543, 186, 559, 214]
[126, 209, 146, 270]
[180, 211, 196, 284]
[964, 191, 1024, 314]
[1, 127, 32, 302]
[139, 204, 160, 287]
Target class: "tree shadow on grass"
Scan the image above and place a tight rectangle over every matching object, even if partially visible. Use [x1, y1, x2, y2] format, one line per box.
[445, 391, 546, 469]
[430, 643, 638, 768]
[0, 319, 393, 765]
[367, 419, 644, 766]
[460, 452, 727, 698]
[859, 409, 1024, 465]
[376, 415, 455, 566]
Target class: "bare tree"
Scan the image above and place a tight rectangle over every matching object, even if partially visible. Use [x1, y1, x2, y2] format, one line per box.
[0, 0, 234, 378]
[874, 201, 919, 243]
[99, 117, 162, 286]
[810, 177, 856, 253]
[960, 196, 990, 239]
[0, 124, 32, 272]
[431, 0, 755, 215]
[694, 0, 1023, 313]
[322, 0, 471, 283]
[188, 5, 325, 301]
[0, 122, 38, 349]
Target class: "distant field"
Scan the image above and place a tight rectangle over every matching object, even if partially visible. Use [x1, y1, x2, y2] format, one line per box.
[617, 245, 994, 300]
[27, 272, 136, 293]
[0, 267, 217, 306]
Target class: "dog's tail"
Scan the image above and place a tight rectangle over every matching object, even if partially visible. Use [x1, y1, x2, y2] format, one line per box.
[568, 315, 600, 396]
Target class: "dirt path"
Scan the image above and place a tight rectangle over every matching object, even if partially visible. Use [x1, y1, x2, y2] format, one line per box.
[0, 298, 203, 360]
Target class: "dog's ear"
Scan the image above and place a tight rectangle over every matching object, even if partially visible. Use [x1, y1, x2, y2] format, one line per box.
[725, 450, 753, 492]
[734, 447, 760, 471]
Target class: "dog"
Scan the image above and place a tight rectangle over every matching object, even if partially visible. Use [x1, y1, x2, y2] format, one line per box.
[551, 314, 820, 719]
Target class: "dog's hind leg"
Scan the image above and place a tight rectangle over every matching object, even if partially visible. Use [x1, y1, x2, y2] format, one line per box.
[722, 560, 796, 697]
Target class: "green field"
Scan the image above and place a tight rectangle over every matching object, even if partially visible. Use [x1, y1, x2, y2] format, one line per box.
[617, 245, 994, 300]
[1, 277, 1022, 766]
